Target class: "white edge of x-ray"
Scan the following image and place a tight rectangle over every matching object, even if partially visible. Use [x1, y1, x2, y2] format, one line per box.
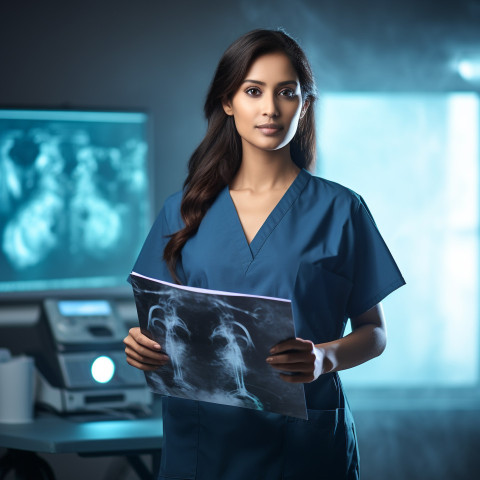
[131, 271, 292, 303]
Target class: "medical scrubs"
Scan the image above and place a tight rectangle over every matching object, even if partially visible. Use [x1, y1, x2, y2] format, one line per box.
[131, 168, 405, 480]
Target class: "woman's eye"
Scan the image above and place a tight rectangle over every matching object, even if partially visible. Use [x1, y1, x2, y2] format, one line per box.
[279, 89, 295, 98]
[245, 87, 261, 96]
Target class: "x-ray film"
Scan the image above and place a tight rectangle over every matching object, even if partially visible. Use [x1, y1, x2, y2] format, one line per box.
[130, 272, 307, 419]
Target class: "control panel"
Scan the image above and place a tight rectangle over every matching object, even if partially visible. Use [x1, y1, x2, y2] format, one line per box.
[43, 299, 128, 347]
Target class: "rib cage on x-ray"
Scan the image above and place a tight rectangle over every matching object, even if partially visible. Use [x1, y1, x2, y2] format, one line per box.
[130, 272, 307, 419]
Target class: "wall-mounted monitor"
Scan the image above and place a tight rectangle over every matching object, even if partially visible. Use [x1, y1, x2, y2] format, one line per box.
[0, 108, 152, 301]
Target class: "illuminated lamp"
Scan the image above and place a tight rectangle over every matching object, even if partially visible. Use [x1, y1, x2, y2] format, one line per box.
[91, 356, 116, 384]
[454, 52, 480, 84]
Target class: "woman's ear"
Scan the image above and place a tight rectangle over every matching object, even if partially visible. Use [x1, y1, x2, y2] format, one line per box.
[300, 99, 310, 119]
[222, 98, 234, 116]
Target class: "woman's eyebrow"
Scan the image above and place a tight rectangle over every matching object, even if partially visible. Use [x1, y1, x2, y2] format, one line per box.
[242, 79, 298, 87]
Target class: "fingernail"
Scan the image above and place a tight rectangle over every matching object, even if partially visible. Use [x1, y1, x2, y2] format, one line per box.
[153, 344, 161, 350]
[266, 357, 273, 363]
[270, 348, 276, 354]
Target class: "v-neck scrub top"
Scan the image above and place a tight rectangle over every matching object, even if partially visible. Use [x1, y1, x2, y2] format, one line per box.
[131, 168, 405, 480]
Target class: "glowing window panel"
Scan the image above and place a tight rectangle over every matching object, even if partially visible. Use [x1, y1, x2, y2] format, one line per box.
[317, 93, 479, 387]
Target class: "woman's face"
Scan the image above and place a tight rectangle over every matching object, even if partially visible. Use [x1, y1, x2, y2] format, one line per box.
[222, 52, 308, 154]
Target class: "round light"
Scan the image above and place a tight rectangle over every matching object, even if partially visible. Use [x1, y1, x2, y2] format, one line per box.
[456, 59, 480, 83]
[91, 356, 115, 384]
[458, 60, 475, 80]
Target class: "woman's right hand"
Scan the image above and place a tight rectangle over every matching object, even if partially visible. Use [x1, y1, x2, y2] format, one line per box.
[123, 327, 169, 371]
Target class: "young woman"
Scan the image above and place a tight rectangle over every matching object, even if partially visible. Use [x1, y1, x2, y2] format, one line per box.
[124, 29, 405, 480]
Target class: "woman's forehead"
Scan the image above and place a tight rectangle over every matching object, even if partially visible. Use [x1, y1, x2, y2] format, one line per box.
[243, 52, 299, 84]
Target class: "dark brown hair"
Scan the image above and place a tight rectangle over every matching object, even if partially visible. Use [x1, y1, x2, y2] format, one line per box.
[164, 29, 318, 283]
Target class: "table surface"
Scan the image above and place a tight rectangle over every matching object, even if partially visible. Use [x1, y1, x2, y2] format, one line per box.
[0, 403, 163, 455]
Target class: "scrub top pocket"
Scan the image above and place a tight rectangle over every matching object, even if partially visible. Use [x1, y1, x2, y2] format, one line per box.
[293, 261, 353, 343]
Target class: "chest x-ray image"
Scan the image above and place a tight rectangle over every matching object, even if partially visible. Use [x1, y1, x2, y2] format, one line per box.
[130, 272, 307, 419]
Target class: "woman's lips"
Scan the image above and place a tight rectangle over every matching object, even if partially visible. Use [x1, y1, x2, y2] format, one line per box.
[256, 124, 283, 135]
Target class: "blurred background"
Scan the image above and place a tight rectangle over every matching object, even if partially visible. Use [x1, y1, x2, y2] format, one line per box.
[0, 0, 479, 478]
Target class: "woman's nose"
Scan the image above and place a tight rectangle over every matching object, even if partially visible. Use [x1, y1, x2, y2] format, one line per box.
[262, 94, 280, 117]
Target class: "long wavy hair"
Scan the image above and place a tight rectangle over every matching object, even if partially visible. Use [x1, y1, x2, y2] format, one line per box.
[164, 29, 318, 283]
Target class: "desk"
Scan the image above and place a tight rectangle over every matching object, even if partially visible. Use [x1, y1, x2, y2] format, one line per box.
[0, 403, 163, 480]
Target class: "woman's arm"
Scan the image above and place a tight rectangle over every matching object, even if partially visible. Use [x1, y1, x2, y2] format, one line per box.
[266, 303, 387, 383]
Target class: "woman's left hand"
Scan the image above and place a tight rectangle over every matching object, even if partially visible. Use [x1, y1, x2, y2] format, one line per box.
[266, 338, 325, 383]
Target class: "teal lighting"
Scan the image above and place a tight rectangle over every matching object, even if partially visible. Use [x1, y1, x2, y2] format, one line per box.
[318, 92, 479, 388]
[91, 355, 115, 384]
[458, 59, 480, 82]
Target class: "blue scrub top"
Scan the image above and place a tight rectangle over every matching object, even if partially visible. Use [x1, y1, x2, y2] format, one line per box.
[132, 168, 405, 480]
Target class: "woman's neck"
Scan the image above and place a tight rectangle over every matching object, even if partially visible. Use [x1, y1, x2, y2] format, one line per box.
[231, 146, 300, 192]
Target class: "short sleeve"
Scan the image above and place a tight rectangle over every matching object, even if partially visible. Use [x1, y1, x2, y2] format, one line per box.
[346, 196, 405, 318]
[128, 207, 172, 282]
[128, 192, 184, 284]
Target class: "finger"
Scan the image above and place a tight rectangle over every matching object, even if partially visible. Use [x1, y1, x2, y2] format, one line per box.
[125, 346, 169, 366]
[126, 355, 164, 372]
[279, 372, 315, 383]
[123, 335, 166, 361]
[269, 362, 314, 373]
[129, 327, 162, 350]
[270, 338, 313, 354]
[123, 337, 169, 362]
[266, 350, 315, 365]
[123, 340, 165, 363]
[125, 346, 169, 368]
[127, 327, 162, 351]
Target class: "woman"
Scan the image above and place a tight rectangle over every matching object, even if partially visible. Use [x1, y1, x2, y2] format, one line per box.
[124, 29, 405, 480]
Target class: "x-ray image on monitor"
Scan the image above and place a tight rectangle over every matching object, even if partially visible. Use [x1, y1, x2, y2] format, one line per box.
[0, 109, 152, 298]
